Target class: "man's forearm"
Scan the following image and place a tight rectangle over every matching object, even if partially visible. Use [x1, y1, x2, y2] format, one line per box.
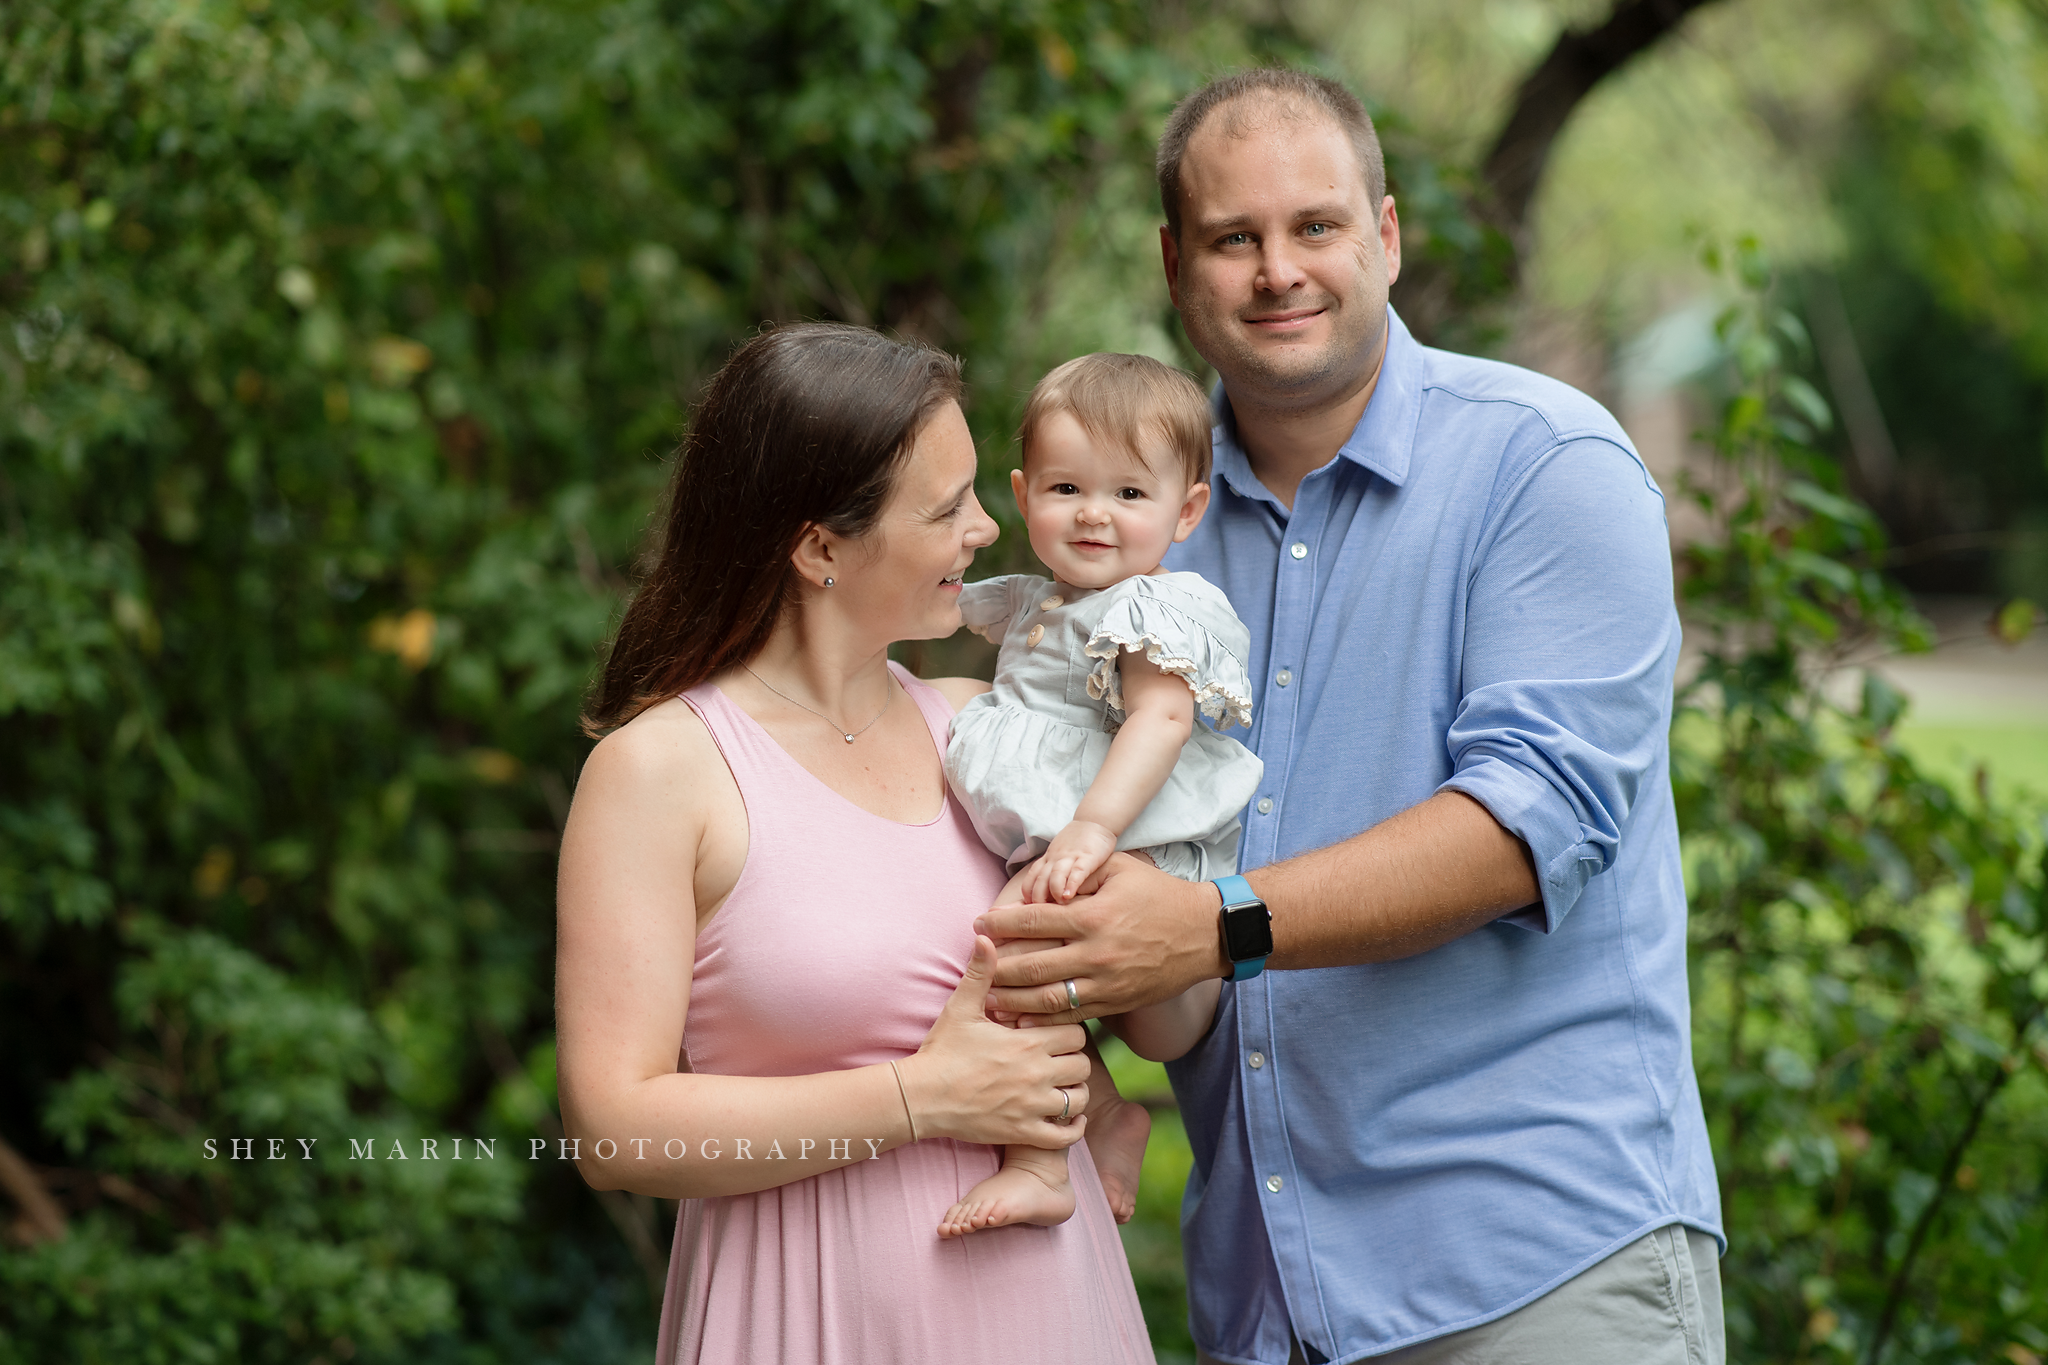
[1252, 790, 1540, 969]
[978, 791, 1542, 1020]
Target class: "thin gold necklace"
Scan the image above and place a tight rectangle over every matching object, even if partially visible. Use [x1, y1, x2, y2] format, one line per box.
[741, 663, 893, 743]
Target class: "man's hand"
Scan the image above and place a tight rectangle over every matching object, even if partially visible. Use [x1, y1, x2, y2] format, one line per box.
[976, 853, 1223, 1022]
[979, 792, 1542, 1023]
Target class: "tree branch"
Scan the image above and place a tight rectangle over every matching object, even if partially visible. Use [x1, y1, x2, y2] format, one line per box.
[0, 1135, 68, 1245]
[1864, 1005, 2043, 1365]
[1480, 0, 1729, 242]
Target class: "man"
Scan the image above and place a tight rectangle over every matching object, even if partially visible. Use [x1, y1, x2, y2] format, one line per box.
[980, 70, 1723, 1364]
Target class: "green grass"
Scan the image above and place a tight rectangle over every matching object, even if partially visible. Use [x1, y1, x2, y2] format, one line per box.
[1894, 717, 2048, 800]
[1101, 1033, 1198, 1363]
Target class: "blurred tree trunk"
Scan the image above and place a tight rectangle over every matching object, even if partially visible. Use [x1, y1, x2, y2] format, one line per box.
[1480, 0, 1727, 244]
[1392, 0, 1728, 338]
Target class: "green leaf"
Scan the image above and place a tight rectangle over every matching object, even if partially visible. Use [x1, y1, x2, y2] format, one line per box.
[1993, 597, 2038, 645]
[1861, 669, 1908, 731]
[1780, 375, 1834, 434]
[1783, 548, 1858, 594]
[1782, 480, 1867, 527]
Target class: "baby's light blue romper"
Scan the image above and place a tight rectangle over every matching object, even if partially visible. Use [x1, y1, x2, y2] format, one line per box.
[944, 571, 1265, 882]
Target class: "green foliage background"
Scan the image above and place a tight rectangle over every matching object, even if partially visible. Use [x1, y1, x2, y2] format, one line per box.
[0, 0, 1206, 1355]
[1676, 241, 2047, 1364]
[3, 2, 2045, 1363]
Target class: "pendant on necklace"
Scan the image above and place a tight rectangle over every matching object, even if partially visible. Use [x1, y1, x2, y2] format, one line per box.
[843, 733, 855, 743]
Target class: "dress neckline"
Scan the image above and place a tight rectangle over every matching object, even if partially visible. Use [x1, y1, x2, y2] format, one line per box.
[706, 662, 950, 830]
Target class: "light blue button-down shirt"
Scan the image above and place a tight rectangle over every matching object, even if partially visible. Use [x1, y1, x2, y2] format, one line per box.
[1162, 309, 1721, 1364]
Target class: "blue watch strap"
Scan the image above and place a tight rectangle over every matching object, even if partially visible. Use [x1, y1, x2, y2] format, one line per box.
[1212, 875, 1269, 982]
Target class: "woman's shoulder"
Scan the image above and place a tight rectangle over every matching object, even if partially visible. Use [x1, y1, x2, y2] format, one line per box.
[561, 692, 746, 900]
[580, 694, 725, 801]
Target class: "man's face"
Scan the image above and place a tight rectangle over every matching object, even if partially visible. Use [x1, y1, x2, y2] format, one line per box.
[1162, 103, 1400, 410]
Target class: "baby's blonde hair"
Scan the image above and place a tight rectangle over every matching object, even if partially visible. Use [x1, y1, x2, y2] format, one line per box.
[1018, 353, 1212, 487]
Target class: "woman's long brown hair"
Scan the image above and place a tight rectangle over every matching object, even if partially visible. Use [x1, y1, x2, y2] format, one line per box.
[583, 323, 963, 735]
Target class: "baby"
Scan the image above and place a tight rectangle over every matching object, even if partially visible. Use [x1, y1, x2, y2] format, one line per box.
[938, 352, 1263, 1237]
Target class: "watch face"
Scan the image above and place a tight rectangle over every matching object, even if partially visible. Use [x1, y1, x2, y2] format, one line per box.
[1223, 903, 1274, 961]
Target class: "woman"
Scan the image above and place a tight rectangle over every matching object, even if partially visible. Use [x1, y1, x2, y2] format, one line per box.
[555, 322, 1153, 1362]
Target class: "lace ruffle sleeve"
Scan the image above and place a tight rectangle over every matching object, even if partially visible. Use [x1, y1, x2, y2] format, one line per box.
[957, 575, 1023, 644]
[1082, 574, 1255, 730]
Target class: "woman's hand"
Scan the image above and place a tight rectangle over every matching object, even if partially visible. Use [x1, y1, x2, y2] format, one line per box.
[899, 936, 1092, 1149]
[1022, 821, 1120, 904]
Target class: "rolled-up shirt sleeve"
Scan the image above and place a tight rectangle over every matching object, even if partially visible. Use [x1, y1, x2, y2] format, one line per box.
[1438, 435, 1678, 933]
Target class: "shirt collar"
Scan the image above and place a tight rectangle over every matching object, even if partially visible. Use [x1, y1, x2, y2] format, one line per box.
[1211, 305, 1422, 508]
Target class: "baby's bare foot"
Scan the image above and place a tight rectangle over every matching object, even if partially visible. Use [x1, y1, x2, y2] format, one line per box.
[1085, 1097, 1151, 1224]
[937, 1163, 1075, 1238]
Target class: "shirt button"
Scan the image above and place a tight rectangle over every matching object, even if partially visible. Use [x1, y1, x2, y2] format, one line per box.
[1248, 1051, 1265, 1069]
[1266, 1175, 1284, 1193]
[1275, 668, 1292, 687]
[1289, 542, 1307, 560]
[1256, 797, 1273, 815]
[1039, 595, 1063, 612]
[1026, 624, 1045, 647]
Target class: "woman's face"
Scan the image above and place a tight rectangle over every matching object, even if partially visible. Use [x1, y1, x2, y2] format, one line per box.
[848, 401, 999, 641]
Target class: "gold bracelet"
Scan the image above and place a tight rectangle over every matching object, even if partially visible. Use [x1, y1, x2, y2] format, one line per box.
[888, 1059, 919, 1144]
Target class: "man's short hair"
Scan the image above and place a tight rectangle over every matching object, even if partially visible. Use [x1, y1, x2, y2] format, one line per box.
[1156, 69, 1386, 242]
[1020, 353, 1213, 488]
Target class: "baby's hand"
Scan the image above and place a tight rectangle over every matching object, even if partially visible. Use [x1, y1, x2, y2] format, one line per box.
[1023, 821, 1120, 904]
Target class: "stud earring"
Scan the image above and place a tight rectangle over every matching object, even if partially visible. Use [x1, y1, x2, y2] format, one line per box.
[823, 577, 834, 587]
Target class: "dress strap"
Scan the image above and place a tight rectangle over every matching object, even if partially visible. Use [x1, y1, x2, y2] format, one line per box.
[889, 661, 959, 753]
[676, 683, 768, 796]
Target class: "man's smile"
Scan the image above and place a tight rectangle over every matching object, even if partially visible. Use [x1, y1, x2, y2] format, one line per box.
[1243, 306, 1327, 333]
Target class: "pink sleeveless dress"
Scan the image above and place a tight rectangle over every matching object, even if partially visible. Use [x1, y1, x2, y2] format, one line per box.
[655, 664, 1153, 1365]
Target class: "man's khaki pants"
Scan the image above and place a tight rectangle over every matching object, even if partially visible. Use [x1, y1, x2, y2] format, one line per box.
[1197, 1225, 1724, 1365]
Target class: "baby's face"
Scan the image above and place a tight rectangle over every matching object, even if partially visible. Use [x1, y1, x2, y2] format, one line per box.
[1012, 409, 1209, 591]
